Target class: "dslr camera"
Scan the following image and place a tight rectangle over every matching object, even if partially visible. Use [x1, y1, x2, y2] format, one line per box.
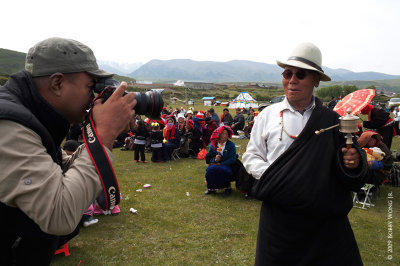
[93, 77, 164, 119]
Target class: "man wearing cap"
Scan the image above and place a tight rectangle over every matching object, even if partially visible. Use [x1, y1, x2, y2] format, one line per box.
[208, 108, 220, 125]
[243, 42, 367, 265]
[0, 37, 136, 264]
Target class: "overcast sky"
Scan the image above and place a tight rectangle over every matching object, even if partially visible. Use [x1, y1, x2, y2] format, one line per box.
[2, 0, 399, 75]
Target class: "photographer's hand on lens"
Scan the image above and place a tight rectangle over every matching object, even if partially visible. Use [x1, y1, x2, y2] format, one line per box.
[92, 82, 136, 150]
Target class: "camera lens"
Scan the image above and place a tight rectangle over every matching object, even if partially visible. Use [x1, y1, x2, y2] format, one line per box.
[94, 78, 164, 119]
[133, 90, 164, 119]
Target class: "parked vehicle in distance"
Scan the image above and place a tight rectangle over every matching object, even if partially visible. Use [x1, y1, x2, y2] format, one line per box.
[388, 98, 400, 107]
[258, 95, 286, 110]
[269, 95, 286, 104]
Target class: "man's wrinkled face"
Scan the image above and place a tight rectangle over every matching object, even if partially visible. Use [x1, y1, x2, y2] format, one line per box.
[282, 66, 319, 107]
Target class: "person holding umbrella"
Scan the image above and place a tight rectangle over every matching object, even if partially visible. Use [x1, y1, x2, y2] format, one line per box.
[243, 42, 367, 265]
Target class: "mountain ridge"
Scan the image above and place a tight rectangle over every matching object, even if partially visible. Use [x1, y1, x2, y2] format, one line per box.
[1, 48, 400, 86]
[129, 58, 400, 83]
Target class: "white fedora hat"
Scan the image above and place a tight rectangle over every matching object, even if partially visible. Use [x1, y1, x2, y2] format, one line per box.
[277, 42, 331, 81]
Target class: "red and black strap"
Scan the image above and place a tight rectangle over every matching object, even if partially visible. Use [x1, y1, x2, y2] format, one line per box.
[82, 114, 120, 210]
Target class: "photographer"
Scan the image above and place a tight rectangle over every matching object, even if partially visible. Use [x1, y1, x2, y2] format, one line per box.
[0, 37, 136, 265]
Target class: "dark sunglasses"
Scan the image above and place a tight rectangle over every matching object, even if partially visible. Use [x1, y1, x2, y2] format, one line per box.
[282, 69, 308, 80]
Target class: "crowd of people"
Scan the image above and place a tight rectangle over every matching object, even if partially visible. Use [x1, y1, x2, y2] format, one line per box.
[113, 106, 257, 163]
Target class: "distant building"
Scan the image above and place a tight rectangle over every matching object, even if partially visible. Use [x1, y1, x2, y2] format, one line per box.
[202, 96, 216, 106]
[185, 82, 215, 90]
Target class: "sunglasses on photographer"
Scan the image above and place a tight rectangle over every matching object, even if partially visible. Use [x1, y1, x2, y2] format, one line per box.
[282, 69, 309, 80]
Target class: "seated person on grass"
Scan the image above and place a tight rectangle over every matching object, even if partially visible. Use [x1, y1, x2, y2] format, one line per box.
[357, 130, 393, 196]
[163, 117, 181, 160]
[204, 126, 237, 196]
[182, 119, 203, 157]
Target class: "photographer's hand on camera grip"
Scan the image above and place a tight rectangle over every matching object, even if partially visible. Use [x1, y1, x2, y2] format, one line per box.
[92, 82, 136, 150]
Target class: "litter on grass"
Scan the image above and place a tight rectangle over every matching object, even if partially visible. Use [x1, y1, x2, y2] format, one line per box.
[136, 189, 142, 192]
[143, 184, 151, 188]
[129, 208, 138, 214]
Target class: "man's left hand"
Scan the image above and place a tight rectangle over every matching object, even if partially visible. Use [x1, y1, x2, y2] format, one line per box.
[342, 147, 360, 169]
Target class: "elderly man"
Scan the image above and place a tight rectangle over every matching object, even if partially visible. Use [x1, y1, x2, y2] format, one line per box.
[243, 42, 367, 265]
[231, 107, 245, 135]
[0, 37, 136, 265]
[220, 108, 233, 127]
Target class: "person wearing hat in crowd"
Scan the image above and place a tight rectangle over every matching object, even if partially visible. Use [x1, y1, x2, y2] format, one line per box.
[185, 110, 193, 120]
[208, 108, 220, 125]
[220, 108, 233, 127]
[177, 112, 186, 136]
[360, 103, 395, 149]
[205, 125, 237, 196]
[0, 37, 136, 264]
[231, 107, 245, 135]
[242, 42, 367, 265]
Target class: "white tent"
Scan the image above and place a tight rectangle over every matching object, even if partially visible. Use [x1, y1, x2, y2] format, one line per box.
[228, 92, 258, 109]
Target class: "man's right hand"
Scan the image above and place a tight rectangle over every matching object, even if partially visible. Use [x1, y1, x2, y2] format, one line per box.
[92, 82, 136, 150]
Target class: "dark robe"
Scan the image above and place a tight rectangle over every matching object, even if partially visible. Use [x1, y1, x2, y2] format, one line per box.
[251, 98, 367, 266]
[363, 108, 394, 149]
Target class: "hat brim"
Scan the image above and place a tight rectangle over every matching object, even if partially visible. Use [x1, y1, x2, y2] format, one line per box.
[277, 59, 331, 81]
[86, 68, 114, 78]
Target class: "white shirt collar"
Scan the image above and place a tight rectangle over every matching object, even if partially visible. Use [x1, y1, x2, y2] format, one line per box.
[280, 96, 316, 114]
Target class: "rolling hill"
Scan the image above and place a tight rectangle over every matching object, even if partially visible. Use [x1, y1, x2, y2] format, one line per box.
[1, 48, 400, 91]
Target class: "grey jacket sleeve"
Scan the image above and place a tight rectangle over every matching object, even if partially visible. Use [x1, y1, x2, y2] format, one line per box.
[0, 120, 114, 235]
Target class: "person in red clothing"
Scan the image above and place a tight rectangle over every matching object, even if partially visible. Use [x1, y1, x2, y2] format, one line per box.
[361, 104, 395, 149]
[203, 116, 219, 147]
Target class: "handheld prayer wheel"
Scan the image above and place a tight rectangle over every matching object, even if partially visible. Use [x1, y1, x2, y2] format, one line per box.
[339, 108, 359, 148]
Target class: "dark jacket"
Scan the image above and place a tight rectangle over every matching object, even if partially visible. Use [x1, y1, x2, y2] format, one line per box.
[205, 140, 236, 166]
[233, 113, 245, 130]
[221, 113, 233, 127]
[134, 126, 149, 141]
[150, 130, 164, 145]
[210, 113, 220, 124]
[0, 71, 70, 265]
[203, 120, 219, 146]
[363, 108, 394, 149]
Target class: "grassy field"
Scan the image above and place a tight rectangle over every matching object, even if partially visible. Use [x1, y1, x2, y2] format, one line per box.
[52, 104, 399, 266]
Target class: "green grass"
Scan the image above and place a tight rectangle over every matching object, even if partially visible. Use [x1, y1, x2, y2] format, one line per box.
[52, 108, 400, 265]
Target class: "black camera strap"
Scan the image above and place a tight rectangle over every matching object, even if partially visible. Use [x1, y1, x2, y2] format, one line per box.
[82, 114, 120, 210]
